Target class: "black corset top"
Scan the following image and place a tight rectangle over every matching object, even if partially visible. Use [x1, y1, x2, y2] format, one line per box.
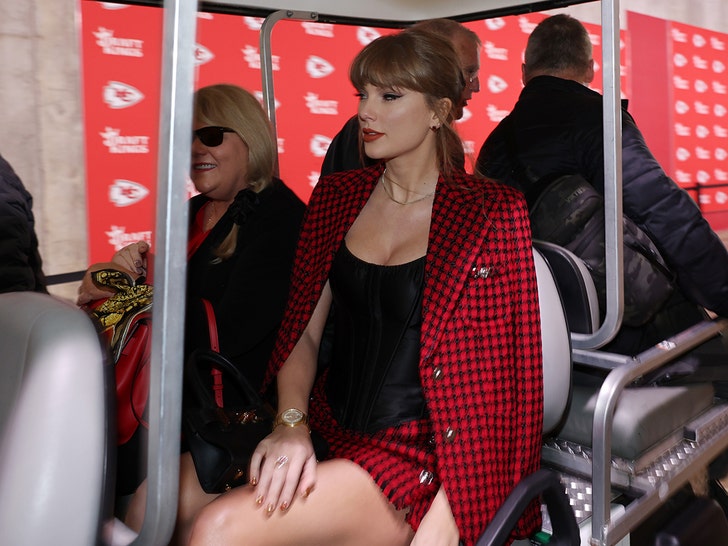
[325, 241, 428, 434]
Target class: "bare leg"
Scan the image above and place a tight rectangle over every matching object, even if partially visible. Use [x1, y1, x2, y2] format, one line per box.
[124, 480, 147, 533]
[172, 453, 219, 545]
[124, 453, 218, 546]
[188, 459, 415, 546]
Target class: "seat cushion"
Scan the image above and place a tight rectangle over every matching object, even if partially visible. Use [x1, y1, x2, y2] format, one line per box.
[557, 378, 714, 460]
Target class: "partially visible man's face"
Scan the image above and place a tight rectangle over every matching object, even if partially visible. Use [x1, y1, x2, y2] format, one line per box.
[452, 33, 481, 119]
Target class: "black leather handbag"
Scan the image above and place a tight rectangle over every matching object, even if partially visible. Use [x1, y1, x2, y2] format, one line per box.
[183, 300, 327, 493]
[183, 345, 275, 493]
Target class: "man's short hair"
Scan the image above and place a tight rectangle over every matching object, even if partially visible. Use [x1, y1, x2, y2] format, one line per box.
[524, 14, 592, 78]
[410, 18, 481, 47]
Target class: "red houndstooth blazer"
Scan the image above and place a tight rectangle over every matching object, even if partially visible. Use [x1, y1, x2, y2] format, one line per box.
[266, 164, 543, 545]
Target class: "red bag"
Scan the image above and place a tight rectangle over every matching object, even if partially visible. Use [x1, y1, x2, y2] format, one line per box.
[112, 310, 152, 444]
[84, 269, 153, 445]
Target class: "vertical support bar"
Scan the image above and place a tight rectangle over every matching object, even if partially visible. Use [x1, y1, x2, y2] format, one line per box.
[591, 3, 623, 544]
[259, 10, 318, 176]
[571, 0, 624, 352]
[132, 0, 197, 544]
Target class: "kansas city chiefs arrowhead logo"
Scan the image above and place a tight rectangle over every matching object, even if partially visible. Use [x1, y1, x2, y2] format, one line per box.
[109, 179, 150, 207]
[306, 56, 334, 78]
[195, 44, 214, 65]
[103, 81, 144, 109]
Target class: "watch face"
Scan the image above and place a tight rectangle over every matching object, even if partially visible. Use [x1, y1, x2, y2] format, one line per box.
[282, 408, 304, 424]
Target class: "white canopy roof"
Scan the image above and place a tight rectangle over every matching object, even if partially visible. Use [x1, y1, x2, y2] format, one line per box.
[208, 0, 594, 23]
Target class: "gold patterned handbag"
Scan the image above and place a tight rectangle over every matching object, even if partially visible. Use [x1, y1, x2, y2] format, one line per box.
[85, 268, 154, 444]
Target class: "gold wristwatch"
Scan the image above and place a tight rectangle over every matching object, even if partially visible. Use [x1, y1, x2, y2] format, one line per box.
[274, 408, 309, 429]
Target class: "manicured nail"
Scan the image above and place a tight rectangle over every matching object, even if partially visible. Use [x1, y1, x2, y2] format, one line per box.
[280, 501, 289, 511]
[266, 504, 275, 514]
[302, 486, 313, 498]
[255, 495, 264, 505]
[250, 476, 258, 486]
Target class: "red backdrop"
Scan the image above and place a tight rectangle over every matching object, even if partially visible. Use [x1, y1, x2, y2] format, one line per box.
[80, 1, 634, 262]
[630, 12, 728, 230]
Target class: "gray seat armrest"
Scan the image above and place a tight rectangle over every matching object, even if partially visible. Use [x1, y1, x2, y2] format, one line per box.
[0, 292, 111, 546]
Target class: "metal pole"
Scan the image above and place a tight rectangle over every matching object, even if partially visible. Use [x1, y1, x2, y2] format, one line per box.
[132, 0, 197, 543]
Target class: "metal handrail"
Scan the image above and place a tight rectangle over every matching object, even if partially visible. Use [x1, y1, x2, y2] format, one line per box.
[587, 318, 728, 545]
[571, 0, 624, 351]
[131, 0, 197, 544]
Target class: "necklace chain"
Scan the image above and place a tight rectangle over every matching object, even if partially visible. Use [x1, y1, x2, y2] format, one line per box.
[380, 170, 435, 206]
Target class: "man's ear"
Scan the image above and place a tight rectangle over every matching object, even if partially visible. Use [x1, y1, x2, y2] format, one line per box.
[584, 58, 595, 84]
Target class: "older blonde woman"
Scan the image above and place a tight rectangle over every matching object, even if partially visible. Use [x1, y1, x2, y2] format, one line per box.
[78, 84, 305, 545]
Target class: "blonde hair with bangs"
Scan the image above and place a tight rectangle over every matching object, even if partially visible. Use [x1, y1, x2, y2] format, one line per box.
[350, 30, 465, 179]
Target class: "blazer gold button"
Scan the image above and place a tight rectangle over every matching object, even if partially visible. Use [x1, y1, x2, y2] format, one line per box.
[471, 266, 491, 279]
[445, 427, 456, 442]
[433, 366, 443, 380]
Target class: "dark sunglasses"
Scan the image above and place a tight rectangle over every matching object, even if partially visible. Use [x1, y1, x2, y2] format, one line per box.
[193, 126, 236, 147]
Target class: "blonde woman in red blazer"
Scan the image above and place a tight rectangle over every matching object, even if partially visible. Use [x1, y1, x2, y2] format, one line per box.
[189, 30, 543, 546]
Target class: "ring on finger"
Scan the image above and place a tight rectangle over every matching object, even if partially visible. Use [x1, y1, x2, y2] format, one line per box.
[275, 455, 289, 470]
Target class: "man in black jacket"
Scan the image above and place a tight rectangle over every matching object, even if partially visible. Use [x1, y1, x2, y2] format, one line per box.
[476, 14, 728, 354]
[0, 153, 47, 294]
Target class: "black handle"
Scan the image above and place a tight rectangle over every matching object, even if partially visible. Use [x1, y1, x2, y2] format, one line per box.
[476, 468, 579, 546]
[185, 348, 264, 409]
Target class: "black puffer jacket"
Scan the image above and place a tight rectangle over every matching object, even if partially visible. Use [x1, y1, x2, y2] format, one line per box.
[477, 75, 728, 324]
[0, 153, 47, 293]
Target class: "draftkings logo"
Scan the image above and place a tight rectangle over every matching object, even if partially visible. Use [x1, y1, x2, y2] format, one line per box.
[518, 16, 538, 35]
[486, 104, 510, 123]
[483, 41, 509, 61]
[243, 17, 264, 31]
[302, 22, 334, 38]
[105, 226, 152, 251]
[103, 81, 144, 109]
[304, 93, 338, 115]
[100, 127, 150, 154]
[93, 27, 144, 57]
[242, 45, 280, 70]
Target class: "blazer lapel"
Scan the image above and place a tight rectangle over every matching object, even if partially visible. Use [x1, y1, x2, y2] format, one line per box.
[420, 178, 497, 361]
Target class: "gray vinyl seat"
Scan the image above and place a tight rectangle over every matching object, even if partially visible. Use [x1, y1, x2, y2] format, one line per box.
[532, 247, 573, 435]
[0, 291, 111, 546]
[533, 240, 599, 335]
[534, 241, 716, 465]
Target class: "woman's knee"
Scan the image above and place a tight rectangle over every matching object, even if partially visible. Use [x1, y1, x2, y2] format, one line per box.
[188, 489, 257, 545]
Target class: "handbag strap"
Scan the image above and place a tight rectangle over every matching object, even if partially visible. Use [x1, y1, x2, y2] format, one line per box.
[201, 298, 224, 407]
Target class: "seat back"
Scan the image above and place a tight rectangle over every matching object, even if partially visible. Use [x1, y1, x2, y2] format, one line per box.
[534, 240, 600, 335]
[533, 248, 573, 434]
[0, 292, 111, 546]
